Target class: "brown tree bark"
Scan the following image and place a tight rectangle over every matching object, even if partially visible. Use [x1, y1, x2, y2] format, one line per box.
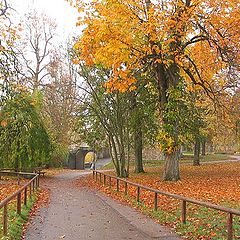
[163, 148, 181, 181]
[134, 125, 144, 173]
[194, 138, 201, 166]
[131, 95, 144, 174]
[156, 61, 181, 181]
[201, 139, 206, 156]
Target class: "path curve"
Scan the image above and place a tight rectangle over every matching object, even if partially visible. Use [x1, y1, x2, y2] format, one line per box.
[25, 171, 181, 240]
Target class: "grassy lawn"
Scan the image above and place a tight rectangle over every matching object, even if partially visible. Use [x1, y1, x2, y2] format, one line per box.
[101, 153, 235, 170]
[0, 195, 36, 240]
[0, 177, 46, 240]
[82, 161, 240, 239]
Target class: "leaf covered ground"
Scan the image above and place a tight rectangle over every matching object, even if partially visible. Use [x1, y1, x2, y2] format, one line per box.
[76, 162, 240, 239]
[0, 176, 50, 240]
[0, 178, 29, 202]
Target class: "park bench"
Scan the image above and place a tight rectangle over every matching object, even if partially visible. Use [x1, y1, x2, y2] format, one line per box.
[33, 167, 46, 177]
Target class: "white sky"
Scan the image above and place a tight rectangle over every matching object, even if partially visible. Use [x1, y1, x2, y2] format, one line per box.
[10, 0, 80, 40]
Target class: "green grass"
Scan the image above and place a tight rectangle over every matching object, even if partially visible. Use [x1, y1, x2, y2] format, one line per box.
[101, 161, 115, 170]
[0, 195, 36, 240]
[101, 153, 234, 170]
[109, 189, 240, 239]
[181, 153, 233, 162]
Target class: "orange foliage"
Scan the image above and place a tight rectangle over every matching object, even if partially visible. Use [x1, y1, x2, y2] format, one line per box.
[71, 0, 240, 93]
[0, 178, 28, 202]
[76, 163, 240, 239]
[77, 162, 240, 210]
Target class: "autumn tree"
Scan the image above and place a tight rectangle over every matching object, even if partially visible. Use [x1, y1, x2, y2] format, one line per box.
[208, 90, 240, 153]
[42, 46, 78, 165]
[233, 88, 240, 151]
[75, 64, 133, 177]
[130, 79, 159, 173]
[0, 85, 51, 171]
[17, 10, 57, 91]
[71, 0, 239, 181]
[0, 0, 21, 84]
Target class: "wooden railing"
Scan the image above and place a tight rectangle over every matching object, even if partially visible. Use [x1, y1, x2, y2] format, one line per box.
[93, 170, 240, 240]
[0, 171, 40, 236]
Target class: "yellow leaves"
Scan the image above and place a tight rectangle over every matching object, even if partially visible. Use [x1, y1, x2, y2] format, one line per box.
[157, 130, 177, 155]
[186, 84, 194, 92]
[129, 85, 137, 91]
[105, 69, 137, 93]
[70, 0, 240, 98]
[152, 44, 161, 54]
[154, 58, 162, 64]
[30, 100, 37, 106]
[72, 58, 80, 65]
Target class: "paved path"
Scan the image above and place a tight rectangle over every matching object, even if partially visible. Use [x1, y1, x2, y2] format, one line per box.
[25, 171, 181, 240]
[95, 158, 111, 169]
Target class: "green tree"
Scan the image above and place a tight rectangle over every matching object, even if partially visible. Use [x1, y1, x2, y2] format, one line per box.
[0, 85, 51, 170]
[71, 0, 239, 181]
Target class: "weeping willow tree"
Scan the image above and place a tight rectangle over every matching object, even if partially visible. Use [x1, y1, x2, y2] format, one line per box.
[0, 84, 51, 171]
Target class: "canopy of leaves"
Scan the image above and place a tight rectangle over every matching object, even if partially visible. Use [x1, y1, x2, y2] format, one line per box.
[0, 85, 51, 170]
[72, 0, 239, 95]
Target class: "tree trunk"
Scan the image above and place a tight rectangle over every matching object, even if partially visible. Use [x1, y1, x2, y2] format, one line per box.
[108, 135, 120, 176]
[14, 139, 20, 172]
[194, 138, 201, 166]
[201, 139, 206, 156]
[163, 148, 180, 181]
[134, 125, 144, 173]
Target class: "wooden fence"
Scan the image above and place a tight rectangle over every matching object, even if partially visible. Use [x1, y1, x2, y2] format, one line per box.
[0, 171, 40, 236]
[93, 170, 240, 240]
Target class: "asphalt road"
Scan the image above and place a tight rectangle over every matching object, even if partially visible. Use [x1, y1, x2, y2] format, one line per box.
[25, 171, 181, 240]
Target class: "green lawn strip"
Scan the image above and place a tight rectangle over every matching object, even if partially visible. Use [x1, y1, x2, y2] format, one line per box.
[108, 188, 240, 239]
[0, 194, 37, 240]
[181, 153, 234, 163]
[100, 161, 115, 170]
[100, 153, 234, 170]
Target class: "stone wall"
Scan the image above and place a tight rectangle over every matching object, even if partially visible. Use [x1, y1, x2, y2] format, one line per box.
[142, 147, 164, 160]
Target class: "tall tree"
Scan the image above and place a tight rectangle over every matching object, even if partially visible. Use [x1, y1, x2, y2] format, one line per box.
[0, 85, 51, 170]
[76, 65, 132, 177]
[0, 0, 20, 84]
[43, 47, 78, 150]
[71, 0, 239, 181]
[17, 10, 57, 90]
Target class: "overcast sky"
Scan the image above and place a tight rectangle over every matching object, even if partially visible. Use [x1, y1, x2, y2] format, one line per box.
[10, 0, 80, 40]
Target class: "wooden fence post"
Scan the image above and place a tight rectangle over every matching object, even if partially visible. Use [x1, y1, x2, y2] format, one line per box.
[125, 182, 128, 195]
[154, 192, 158, 211]
[227, 213, 233, 240]
[109, 177, 111, 189]
[29, 182, 32, 198]
[89, 172, 240, 239]
[100, 173, 102, 183]
[17, 192, 21, 214]
[137, 186, 140, 202]
[182, 200, 187, 224]
[32, 179, 35, 192]
[24, 187, 27, 206]
[117, 179, 119, 192]
[3, 204, 8, 235]
[36, 177, 38, 189]
[104, 175, 106, 185]
[37, 176, 40, 188]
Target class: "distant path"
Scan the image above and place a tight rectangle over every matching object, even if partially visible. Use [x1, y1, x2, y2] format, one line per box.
[193, 155, 240, 165]
[25, 171, 181, 240]
[95, 157, 111, 169]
